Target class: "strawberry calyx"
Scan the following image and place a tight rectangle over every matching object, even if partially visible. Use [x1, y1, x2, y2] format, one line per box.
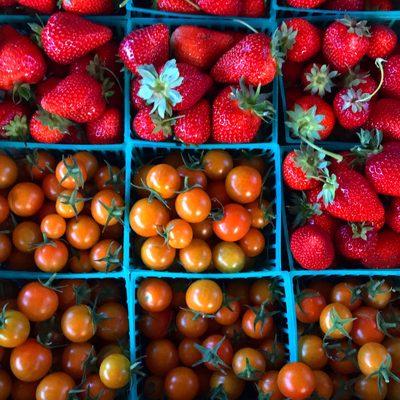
[37, 108, 75, 135]
[338, 16, 371, 38]
[294, 145, 330, 180]
[230, 78, 274, 123]
[349, 222, 374, 240]
[137, 59, 183, 118]
[304, 64, 339, 97]
[93, 241, 122, 272]
[342, 66, 370, 89]
[317, 169, 339, 206]
[339, 88, 370, 113]
[193, 335, 230, 370]
[3, 114, 29, 141]
[28, 22, 43, 48]
[350, 128, 383, 164]
[12, 83, 34, 104]
[288, 192, 322, 228]
[271, 21, 297, 70]
[151, 114, 182, 139]
[58, 188, 91, 217]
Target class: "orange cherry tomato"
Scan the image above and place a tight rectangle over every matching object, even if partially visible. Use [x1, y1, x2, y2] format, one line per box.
[68, 250, 92, 273]
[296, 289, 327, 324]
[74, 151, 99, 180]
[12, 221, 42, 253]
[246, 199, 272, 229]
[25, 151, 56, 181]
[236, 155, 266, 174]
[61, 342, 95, 380]
[0, 154, 17, 189]
[179, 239, 211, 273]
[232, 348, 266, 381]
[0, 310, 30, 348]
[8, 182, 44, 217]
[191, 219, 213, 241]
[89, 239, 122, 272]
[164, 367, 199, 400]
[91, 189, 124, 227]
[42, 174, 63, 202]
[55, 156, 87, 189]
[141, 236, 175, 271]
[320, 303, 353, 339]
[212, 242, 245, 273]
[178, 338, 202, 367]
[137, 278, 172, 312]
[164, 218, 193, 249]
[40, 214, 66, 239]
[177, 166, 207, 189]
[357, 342, 391, 377]
[66, 215, 101, 250]
[34, 240, 69, 272]
[94, 165, 124, 193]
[176, 309, 208, 338]
[202, 150, 233, 180]
[81, 373, 115, 400]
[61, 305, 96, 343]
[186, 280, 223, 314]
[0, 233, 11, 263]
[225, 166, 262, 204]
[239, 228, 265, 257]
[207, 180, 231, 206]
[330, 282, 362, 311]
[257, 371, 283, 400]
[97, 302, 128, 342]
[133, 165, 152, 198]
[175, 188, 211, 223]
[146, 164, 181, 199]
[242, 307, 274, 339]
[215, 298, 241, 326]
[145, 339, 179, 376]
[35, 372, 75, 400]
[210, 370, 245, 400]
[55, 189, 85, 218]
[355, 375, 387, 400]
[298, 335, 328, 369]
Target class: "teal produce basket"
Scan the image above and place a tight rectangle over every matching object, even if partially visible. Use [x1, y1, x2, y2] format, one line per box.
[127, 17, 279, 147]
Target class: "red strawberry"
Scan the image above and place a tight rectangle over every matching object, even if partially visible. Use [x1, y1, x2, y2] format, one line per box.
[35, 77, 62, 103]
[41, 12, 112, 65]
[211, 33, 277, 86]
[322, 17, 371, 73]
[283, 149, 322, 191]
[361, 230, 400, 269]
[240, 0, 265, 16]
[171, 26, 236, 70]
[386, 198, 400, 233]
[365, 0, 393, 9]
[156, 0, 201, 13]
[301, 63, 339, 97]
[131, 78, 146, 110]
[307, 185, 326, 211]
[197, 0, 241, 15]
[86, 108, 121, 144]
[279, 19, 321, 63]
[287, 95, 335, 141]
[367, 98, 400, 141]
[30, 109, 77, 144]
[119, 24, 169, 74]
[69, 55, 92, 74]
[41, 73, 106, 123]
[174, 99, 211, 145]
[333, 88, 371, 130]
[133, 107, 172, 142]
[325, 0, 364, 9]
[0, 100, 29, 140]
[286, 0, 325, 7]
[367, 25, 397, 59]
[60, 0, 114, 14]
[211, 81, 274, 143]
[335, 223, 378, 260]
[343, 68, 377, 94]
[290, 225, 334, 270]
[365, 145, 400, 197]
[322, 164, 385, 225]
[0, 26, 46, 91]
[17, 0, 55, 12]
[308, 212, 340, 238]
[382, 55, 400, 100]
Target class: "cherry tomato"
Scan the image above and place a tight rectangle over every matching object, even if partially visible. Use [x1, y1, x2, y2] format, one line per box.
[139, 309, 172, 340]
[61, 342, 94, 381]
[202, 150, 233, 180]
[10, 339, 52, 382]
[200, 335, 233, 371]
[177, 166, 207, 189]
[239, 228, 265, 257]
[145, 339, 179, 376]
[320, 303, 354, 339]
[97, 302, 128, 341]
[277, 362, 316, 400]
[55, 156, 87, 189]
[328, 340, 359, 375]
[0, 155, 17, 189]
[80, 373, 115, 400]
[97, 344, 123, 366]
[12, 221, 42, 253]
[351, 306, 384, 346]
[330, 281, 362, 311]
[57, 279, 90, 310]
[165, 219, 193, 249]
[0, 310, 30, 348]
[384, 337, 400, 374]
[242, 307, 274, 339]
[61, 305, 96, 343]
[40, 214, 66, 239]
[0, 370, 11, 400]
[91, 189, 124, 227]
[10, 379, 38, 400]
[357, 342, 391, 376]
[179, 239, 211, 273]
[137, 278, 172, 312]
[296, 289, 326, 323]
[176, 309, 208, 338]
[212, 203, 251, 242]
[69, 250, 92, 273]
[55, 189, 86, 219]
[207, 180, 231, 206]
[133, 165, 152, 198]
[215, 298, 241, 326]
[259, 339, 286, 370]
[298, 334, 327, 369]
[250, 279, 276, 306]
[0, 195, 9, 226]
[36, 372, 75, 400]
[146, 164, 181, 199]
[354, 375, 387, 400]
[74, 152, 99, 180]
[313, 370, 333, 400]
[89, 239, 122, 272]
[8, 182, 44, 217]
[17, 281, 58, 322]
[178, 338, 201, 367]
[24, 151, 56, 181]
[210, 370, 245, 400]
[65, 215, 100, 250]
[34, 239, 69, 272]
[175, 188, 211, 224]
[141, 236, 175, 270]
[232, 348, 265, 381]
[213, 242, 245, 273]
[143, 375, 163, 400]
[186, 280, 223, 314]
[191, 219, 213, 241]
[363, 279, 392, 309]
[257, 371, 283, 400]
[42, 174, 63, 202]
[164, 367, 199, 400]
[225, 166, 262, 204]
[0, 234, 11, 263]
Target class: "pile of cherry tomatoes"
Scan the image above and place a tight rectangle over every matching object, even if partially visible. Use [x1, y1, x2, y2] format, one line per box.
[136, 277, 288, 399]
[0, 277, 132, 399]
[130, 149, 274, 273]
[0, 150, 125, 273]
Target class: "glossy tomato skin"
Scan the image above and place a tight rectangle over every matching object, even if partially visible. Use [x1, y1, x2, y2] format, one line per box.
[201, 335, 233, 371]
[0, 370, 11, 400]
[141, 236, 176, 271]
[354, 375, 387, 400]
[330, 282, 362, 311]
[202, 150, 233, 180]
[213, 242, 245, 273]
[313, 370, 333, 400]
[176, 309, 208, 338]
[191, 219, 213, 241]
[177, 166, 207, 189]
[0, 155, 17, 189]
[61, 342, 94, 380]
[99, 354, 130, 390]
[357, 342, 391, 376]
[57, 279, 90, 310]
[97, 302, 128, 341]
[225, 166, 262, 204]
[242, 307, 274, 339]
[320, 303, 353, 339]
[34, 240, 69, 272]
[0, 195, 9, 226]
[179, 239, 211, 273]
[10, 379, 38, 400]
[165, 218, 193, 249]
[146, 164, 181, 199]
[12, 221, 42, 253]
[81, 373, 116, 400]
[0, 233, 11, 263]
[0, 310, 30, 348]
[277, 362, 316, 400]
[61, 305, 96, 343]
[137, 278, 172, 312]
[175, 188, 211, 224]
[239, 228, 265, 257]
[232, 348, 266, 381]
[40, 214, 66, 239]
[384, 337, 400, 374]
[215, 299, 241, 326]
[246, 199, 271, 229]
[164, 367, 199, 400]
[42, 174, 63, 201]
[74, 152, 99, 180]
[210, 370, 245, 400]
[296, 289, 326, 323]
[298, 334, 328, 369]
[363, 280, 392, 309]
[10, 339, 52, 382]
[145, 339, 179, 376]
[91, 189, 124, 227]
[139, 309, 172, 340]
[186, 280, 223, 314]
[36, 372, 75, 400]
[55, 157, 87, 190]
[257, 371, 283, 400]
[178, 338, 201, 367]
[66, 215, 100, 250]
[8, 182, 44, 217]
[351, 306, 384, 346]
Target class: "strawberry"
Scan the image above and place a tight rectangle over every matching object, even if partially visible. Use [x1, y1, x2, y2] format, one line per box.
[367, 25, 397, 59]
[240, 0, 265, 16]
[367, 98, 400, 141]
[290, 225, 334, 270]
[335, 223, 378, 260]
[278, 19, 321, 63]
[343, 68, 377, 94]
[211, 80, 274, 143]
[174, 99, 211, 145]
[322, 17, 371, 73]
[30, 109, 76, 144]
[308, 212, 340, 238]
[365, 0, 393, 9]
[361, 230, 400, 269]
[325, 0, 364, 9]
[307, 185, 326, 211]
[131, 78, 146, 110]
[41, 12, 112, 65]
[17, 0, 55, 12]
[137, 60, 212, 117]
[283, 148, 323, 191]
[211, 33, 277, 86]
[386, 198, 400, 233]
[302, 63, 339, 97]
[155, 0, 201, 13]
[0, 26, 46, 91]
[41, 73, 106, 123]
[86, 108, 121, 144]
[119, 24, 169, 74]
[60, 0, 114, 14]
[171, 26, 236, 71]
[333, 88, 371, 130]
[0, 100, 29, 140]
[382, 55, 400, 100]
[133, 107, 172, 142]
[365, 144, 400, 197]
[287, 95, 335, 141]
[35, 77, 62, 103]
[286, 0, 325, 7]
[197, 0, 241, 15]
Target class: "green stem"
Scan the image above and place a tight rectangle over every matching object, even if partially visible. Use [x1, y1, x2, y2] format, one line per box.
[302, 137, 343, 162]
[357, 58, 386, 103]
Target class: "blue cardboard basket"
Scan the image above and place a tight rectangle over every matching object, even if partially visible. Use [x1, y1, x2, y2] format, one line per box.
[126, 17, 279, 147]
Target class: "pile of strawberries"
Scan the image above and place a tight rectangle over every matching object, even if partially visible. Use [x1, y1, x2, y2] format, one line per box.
[0, 12, 123, 144]
[119, 23, 277, 144]
[284, 0, 394, 10]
